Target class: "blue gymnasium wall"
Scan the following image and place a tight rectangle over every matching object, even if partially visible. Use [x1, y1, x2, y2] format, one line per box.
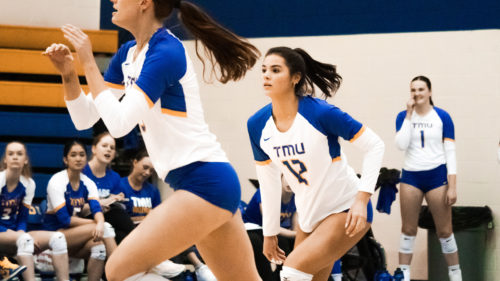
[101, 0, 500, 37]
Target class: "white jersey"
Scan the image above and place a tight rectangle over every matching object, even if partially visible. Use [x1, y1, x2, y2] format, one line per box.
[0, 171, 35, 207]
[247, 96, 384, 235]
[395, 107, 456, 174]
[46, 170, 100, 214]
[66, 28, 227, 180]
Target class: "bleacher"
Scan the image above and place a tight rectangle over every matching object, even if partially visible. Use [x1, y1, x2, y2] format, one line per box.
[0, 24, 118, 199]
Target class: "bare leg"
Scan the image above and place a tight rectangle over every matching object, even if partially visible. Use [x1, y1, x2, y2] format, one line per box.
[399, 183, 425, 265]
[425, 185, 459, 266]
[30, 231, 69, 281]
[0, 231, 35, 281]
[106, 191, 259, 281]
[196, 210, 261, 281]
[284, 212, 370, 280]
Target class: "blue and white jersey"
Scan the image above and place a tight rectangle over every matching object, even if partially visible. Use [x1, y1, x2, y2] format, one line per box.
[248, 96, 384, 235]
[82, 164, 121, 198]
[66, 28, 227, 181]
[45, 170, 101, 229]
[395, 107, 456, 173]
[0, 171, 35, 232]
[119, 177, 161, 219]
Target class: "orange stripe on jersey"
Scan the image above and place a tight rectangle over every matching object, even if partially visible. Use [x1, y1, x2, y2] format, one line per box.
[332, 156, 341, 162]
[133, 84, 155, 108]
[444, 138, 455, 142]
[52, 202, 66, 213]
[105, 82, 125, 90]
[88, 197, 99, 201]
[349, 126, 366, 143]
[161, 108, 187, 117]
[256, 159, 271, 166]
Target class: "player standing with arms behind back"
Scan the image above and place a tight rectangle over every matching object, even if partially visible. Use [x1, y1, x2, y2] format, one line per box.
[247, 47, 385, 281]
[44, 0, 262, 280]
[395, 76, 461, 281]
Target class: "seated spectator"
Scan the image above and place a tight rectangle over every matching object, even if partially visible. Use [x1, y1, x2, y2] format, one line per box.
[121, 150, 216, 281]
[44, 140, 117, 281]
[82, 132, 135, 244]
[0, 141, 69, 281]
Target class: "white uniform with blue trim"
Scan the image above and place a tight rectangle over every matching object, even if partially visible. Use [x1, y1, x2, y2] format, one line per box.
[395, 107, 456, 174]
[248, 96, 384, 235]
[65, 28, 228, 180]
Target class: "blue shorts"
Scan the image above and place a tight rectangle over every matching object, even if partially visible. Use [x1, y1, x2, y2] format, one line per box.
[400, 164, 448, 193]
[342, 200, 373, 223]
[165, 161, 241, 214]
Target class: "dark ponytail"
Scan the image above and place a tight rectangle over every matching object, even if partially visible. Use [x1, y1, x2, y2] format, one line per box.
[266, 47, 342, 98]
[411, 75, 434, 106]
[153, 0, 260, 83]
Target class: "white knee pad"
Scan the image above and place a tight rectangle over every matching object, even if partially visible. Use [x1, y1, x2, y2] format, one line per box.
[280, 266, 313, 281]
[90, 244, 106, 260]
[103, 222, 115, 238]
[440, 234, 458, 254]
[49, 232, 68, 255]
[124, 272, 166, 281]
[16, 233, 34, 256]
[399, 234, 416, 254]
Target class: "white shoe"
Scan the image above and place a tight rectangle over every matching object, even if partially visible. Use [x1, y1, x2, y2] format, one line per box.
[195, 264, 217, 281]
[152, 260, 186, 278]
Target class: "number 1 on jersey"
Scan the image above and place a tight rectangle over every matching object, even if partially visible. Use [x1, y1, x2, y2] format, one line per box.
[282, 159, 309, 185]
[420, 130, 425, 148]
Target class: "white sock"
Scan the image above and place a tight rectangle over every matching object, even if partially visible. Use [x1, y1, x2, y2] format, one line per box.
[399, 265, 410, 281]
[124, 272, 166, 281]
[448, 264, 462, 281]
[331, 273, 342, 281]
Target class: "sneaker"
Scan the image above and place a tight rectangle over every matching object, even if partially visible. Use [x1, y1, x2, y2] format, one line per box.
[151, 260, 185, 278]
[0, 257, 26, 281]
[195, 264, 217, 281]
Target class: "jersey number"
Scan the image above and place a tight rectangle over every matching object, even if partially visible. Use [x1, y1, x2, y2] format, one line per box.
[282, 160, 309, 185]
[420, 130, 425, 148]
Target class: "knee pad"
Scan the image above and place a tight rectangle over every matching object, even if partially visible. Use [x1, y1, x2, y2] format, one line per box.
[103, 222, 116, 238]
[399, 234, 416, 254]
[49, 232, 68, 255]
[280, 266, 313, 281]
[90, 244, 106, 260]
[440, 234, 458, 254]
[16, 233, 34, 256]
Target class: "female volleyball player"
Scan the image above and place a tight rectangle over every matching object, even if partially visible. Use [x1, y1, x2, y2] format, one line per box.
[44, 0, 261, 280]
[247, 47, 384, 281]
[0, 141, 70, 281]
[395, 76, 461, 281]
[45, 140, 117, 281]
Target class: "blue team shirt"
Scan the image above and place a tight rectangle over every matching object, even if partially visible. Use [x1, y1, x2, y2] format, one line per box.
[243, 189, 296, 230]
[0, 180, 33, 232]
[119, 177, 161, 218]
[82, 164, 121, 198]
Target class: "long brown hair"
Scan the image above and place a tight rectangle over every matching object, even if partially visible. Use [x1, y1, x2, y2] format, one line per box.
[153, 0, 260, 83]
[0, 141, 32, 178]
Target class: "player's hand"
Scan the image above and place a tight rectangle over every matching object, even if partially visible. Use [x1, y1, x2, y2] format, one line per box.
[61, 24, 94, 65]
[263, 235, 286, 265]
[446, 185, 457, 206]
[406, 93, 416, 113]
[43, 43, 75, 76]
[93, 221, 104, 242]
[345, 192, 370, 237]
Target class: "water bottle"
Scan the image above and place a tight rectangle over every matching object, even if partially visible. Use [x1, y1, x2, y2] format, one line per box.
[374, 269, 393, 281]
[393, 267, 404, 281]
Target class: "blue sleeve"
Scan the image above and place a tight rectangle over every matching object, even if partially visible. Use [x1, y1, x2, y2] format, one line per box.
[0, 225, 8, 232]
[15, 205, 29, 232]
[55, 208, 71, 228]
[135, 41, 187, 105]
[152, 188, 161, 208]
[435, 107, 455, 140]
[395, 111, 407, 132]
[318, 105, 363, 141]
[247, 110, 271, 162]
[89, 199, 102, 215]
[103, 41, 135, 85]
